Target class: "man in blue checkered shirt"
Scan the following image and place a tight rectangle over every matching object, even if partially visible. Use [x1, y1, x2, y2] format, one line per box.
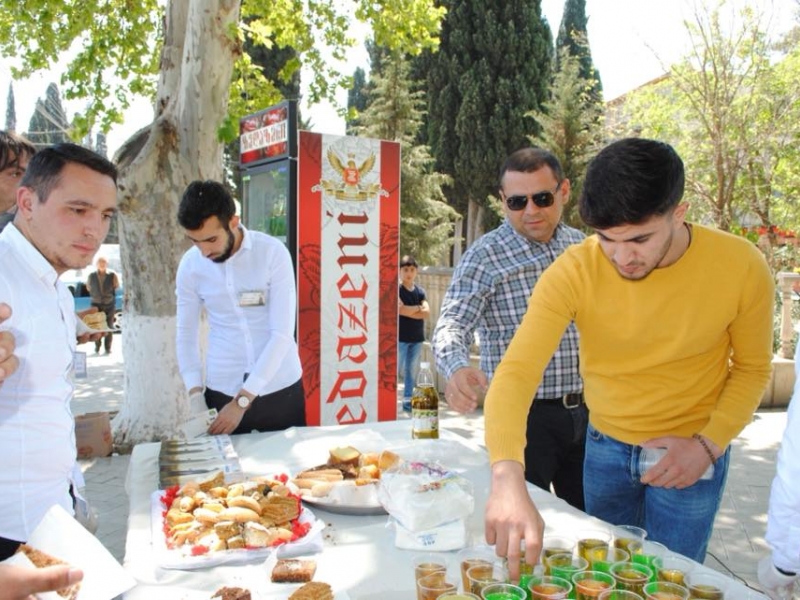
[432, 147, 586, 509]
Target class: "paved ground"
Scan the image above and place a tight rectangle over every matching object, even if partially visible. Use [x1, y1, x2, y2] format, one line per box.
[72, 346, 793, 596]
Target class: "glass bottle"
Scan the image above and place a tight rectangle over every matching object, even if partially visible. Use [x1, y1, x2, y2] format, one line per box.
[411, 361, 440, 439]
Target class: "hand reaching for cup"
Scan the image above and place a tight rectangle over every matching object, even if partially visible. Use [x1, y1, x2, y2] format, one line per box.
[444, 367, 489, 413]
[0, 303, 19, 384]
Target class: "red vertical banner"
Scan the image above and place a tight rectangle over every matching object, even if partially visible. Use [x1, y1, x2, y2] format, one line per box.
[296, 132, 400, 426]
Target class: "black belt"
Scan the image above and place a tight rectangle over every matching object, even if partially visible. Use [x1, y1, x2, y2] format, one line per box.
[537, 393, 583, 409]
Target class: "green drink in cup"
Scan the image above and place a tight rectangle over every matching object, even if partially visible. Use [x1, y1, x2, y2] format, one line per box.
[572, 571, 615, 600]
[481, 583, 528, 600]
[547, 554, 588, 599]
[541, 536, 577, 574]
[632, 541, 668, 579]
[643, 581, 690, 600]
[590, 547, 630, 575]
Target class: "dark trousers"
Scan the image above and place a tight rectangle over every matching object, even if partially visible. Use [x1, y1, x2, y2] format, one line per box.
[92, 302, 115, 352]
[0, 535, 22, 561]
[524, 399, 588, 511]
[205, 378, 307, 435]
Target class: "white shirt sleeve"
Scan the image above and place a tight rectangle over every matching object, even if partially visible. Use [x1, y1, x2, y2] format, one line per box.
[175, 253, 205, 392]
[241, 241, 298, 395]
[765, 338, 800, 572]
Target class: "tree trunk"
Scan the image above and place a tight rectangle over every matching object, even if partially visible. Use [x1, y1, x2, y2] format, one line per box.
[111, 0, 242, 447]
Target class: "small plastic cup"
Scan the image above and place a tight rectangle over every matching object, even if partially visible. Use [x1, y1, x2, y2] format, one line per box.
[527, 575, 573, 600]
[610, 562, 654, 597]
[416, 571, 457, 600]
[467, 562, 510, 597]
[572, 570, 615, 600]
[547, 554, 589, 597]
[457, 546, 499, 593]
[541, 536, 577, 574]
[438, 593, 482, 600]
[598, 591, 644, 600]
[577, 530, 612, 564]
[613, 526, 647, 557]
[684, 571, 730, 600]
[643, 581, 690, 600]
[589, 547, 630, 575]
[653, 553, 695, 587]
[632, 541, 669, 576]
[414, 553, 449, 600]
[480, 583, 527, 599]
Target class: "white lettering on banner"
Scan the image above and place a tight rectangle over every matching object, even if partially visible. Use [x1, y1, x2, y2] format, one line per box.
[240, 121, 287, 153]
[319, 136, 382, 426]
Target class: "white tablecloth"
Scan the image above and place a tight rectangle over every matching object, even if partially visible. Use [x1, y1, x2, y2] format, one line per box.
[122, 420, 757, 599]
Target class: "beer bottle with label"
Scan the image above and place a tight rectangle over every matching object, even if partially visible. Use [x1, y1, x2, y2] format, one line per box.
[411, 361, 439, 439]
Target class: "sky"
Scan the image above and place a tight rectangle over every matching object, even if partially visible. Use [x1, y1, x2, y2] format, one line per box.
[0, 0, 795, 157]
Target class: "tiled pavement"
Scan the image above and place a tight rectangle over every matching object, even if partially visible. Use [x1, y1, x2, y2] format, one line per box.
[72, 346, 793, 596]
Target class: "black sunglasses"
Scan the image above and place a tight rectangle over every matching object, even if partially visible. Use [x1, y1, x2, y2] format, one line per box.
[504, 182, 562, 211]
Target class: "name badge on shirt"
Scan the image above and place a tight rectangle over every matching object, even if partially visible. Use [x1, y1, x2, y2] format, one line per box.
[238, 290, 266, 307]
[73, 351, 88, 379]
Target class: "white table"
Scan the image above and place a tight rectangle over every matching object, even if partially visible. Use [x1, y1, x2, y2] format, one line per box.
[122, 420, 757, 599]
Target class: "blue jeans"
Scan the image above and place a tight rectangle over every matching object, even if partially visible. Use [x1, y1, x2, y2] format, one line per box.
[583, 423, 729, 562]
[397, 341, 423, 400]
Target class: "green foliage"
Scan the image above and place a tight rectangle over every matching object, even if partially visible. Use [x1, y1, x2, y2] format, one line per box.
[0, 0, 161, 138]
[0, 0, 443, 142]
[355, 52, 457, 265]
[425, 0, 553, 224]
[615, 0, 800, 235]
[529, 40, 604, 230]
[346, 67, 369, 133]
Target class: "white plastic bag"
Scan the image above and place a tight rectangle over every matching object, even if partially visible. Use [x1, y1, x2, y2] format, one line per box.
[378, 460, 474, 532]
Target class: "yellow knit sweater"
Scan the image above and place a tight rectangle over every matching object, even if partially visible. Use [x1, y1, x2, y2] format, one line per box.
[485, 224, 775, 466]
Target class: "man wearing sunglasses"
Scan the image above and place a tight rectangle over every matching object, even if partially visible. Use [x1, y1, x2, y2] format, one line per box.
[432, 147, 586, 510]
[483, 138, 774, 580]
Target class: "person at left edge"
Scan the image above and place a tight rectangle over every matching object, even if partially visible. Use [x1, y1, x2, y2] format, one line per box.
[176, 180, 306, 435]
[0, 143, 118, 560]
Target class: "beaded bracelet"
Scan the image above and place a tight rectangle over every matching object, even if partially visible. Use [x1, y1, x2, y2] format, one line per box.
[692, 433, 718, 464]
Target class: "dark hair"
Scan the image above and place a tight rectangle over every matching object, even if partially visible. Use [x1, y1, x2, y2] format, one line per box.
[178, 180, 236, 230]
[579, 138, 685, 229]
[499, 147, 565, 187]
[20, 142, 117, 203]
[400, 255, 418, 268]
[0, 130, 36, 172]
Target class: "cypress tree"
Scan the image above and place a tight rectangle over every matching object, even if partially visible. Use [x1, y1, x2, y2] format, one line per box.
[556, 0, 602, 99]
[5, 82, 15, 132]
[356, 52, 457, 264]
[346, 67, 369, 133]
[426, 0, 554, 233]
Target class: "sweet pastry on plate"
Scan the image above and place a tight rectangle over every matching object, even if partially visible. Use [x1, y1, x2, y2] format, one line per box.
[271, 558, 317, 583]
[211, 587, 251, 600]
[14, 544, 81, 600]
[288, 581, 334, 600]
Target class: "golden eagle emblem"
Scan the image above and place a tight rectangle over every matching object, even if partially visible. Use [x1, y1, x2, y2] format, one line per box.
[317, 148, 382, 201]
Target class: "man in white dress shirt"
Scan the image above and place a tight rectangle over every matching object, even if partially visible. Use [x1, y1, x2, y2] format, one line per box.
[176, 180, 305, 435]
[0, 143, 118, 560]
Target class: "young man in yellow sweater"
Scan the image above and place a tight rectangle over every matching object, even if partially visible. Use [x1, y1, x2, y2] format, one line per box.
[484, 138, 774, 577]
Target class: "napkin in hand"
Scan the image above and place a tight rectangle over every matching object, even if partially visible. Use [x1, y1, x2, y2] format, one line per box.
[2, 504, 136, 600]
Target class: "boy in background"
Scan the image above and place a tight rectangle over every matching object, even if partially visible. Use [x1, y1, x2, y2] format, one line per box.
[398, 255, 429, 411]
